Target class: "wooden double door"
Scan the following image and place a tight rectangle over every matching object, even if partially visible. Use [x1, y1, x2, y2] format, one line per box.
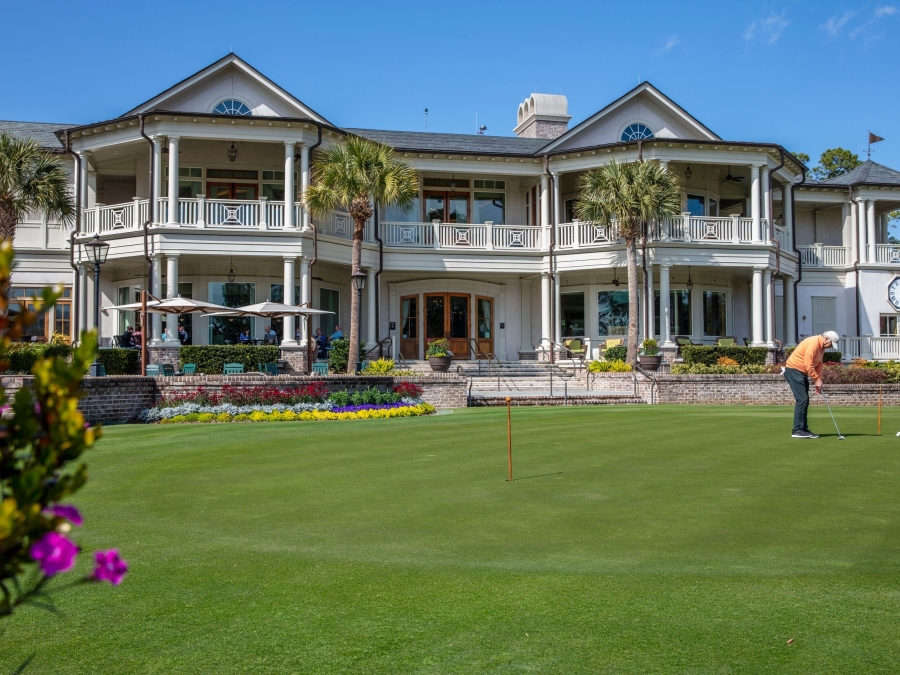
[399, 294, 493, 360]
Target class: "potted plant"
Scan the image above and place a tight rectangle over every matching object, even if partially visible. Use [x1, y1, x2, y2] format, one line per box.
[637, 338, 661, 371]
[426, 338, 453, 372]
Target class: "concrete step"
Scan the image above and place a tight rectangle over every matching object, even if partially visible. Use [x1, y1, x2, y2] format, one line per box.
[470, 393, 645, 406]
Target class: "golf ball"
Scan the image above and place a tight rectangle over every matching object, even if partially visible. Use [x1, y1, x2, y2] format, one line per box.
[896, 432, 900, 437]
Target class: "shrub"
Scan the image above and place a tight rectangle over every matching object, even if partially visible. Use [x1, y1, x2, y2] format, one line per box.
[671, 364, 780, 374]
[179, 345, 279, 375]
[784, 346, 842, 363]
[680, 346, 768, 366]
[98, 348, 140, 375]
[716, 356, 739, 366]
[640, 338, 659, 356]
[588, 360, 631, 372]
[393, 381, 424, 398]
[604, 345, 627, 362]
[328, 339, 364, 374]
[6, 342, 72, 374]
[362, 358, 395, 374]
[821, 364, 888, 384]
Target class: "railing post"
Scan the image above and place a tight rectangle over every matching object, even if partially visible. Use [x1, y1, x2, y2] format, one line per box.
[132, 197, 141, 229]
[681, 212, 691, 242]
[485, 221, 494, 250]
[731, 215, 740, 243]
[862, 335, 874, 360]
[432, 219, 441, 249]
[815, 243, 824, 267]
[573, 219, 580, 248]
[258, 197, 268, 230]
[196, 195, 206, 228]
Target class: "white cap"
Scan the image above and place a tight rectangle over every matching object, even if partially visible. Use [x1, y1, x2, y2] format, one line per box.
[823, 331, 840, 342]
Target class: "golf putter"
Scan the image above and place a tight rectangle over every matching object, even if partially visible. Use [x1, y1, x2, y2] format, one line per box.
[819, 391, 845, 439]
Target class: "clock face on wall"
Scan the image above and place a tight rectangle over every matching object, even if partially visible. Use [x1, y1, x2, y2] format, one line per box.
[889, 278, 900, 310]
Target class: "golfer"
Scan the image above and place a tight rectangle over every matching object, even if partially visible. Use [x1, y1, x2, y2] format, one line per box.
[783, 331, 839, 438]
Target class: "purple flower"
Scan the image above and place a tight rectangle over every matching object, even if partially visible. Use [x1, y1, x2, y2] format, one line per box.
[34, 403, 41, 414]
[30, 532, 78, 576]
[93, 550, 128, 585]
[44, 504, 83, 526]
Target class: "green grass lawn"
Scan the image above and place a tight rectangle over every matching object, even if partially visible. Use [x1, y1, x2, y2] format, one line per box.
[4, 405, 900, 674]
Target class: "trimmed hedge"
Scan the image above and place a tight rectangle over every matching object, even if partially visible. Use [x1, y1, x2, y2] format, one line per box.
[681, 346, 769, 366]
[97, 348, 140, 375]
[784, 346, 842, 363]
[5, 343, 72, 374]
[179, 345, 280, 375]
[604, 345, 627, 362]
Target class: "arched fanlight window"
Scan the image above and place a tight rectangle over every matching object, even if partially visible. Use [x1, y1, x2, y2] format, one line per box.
[213, 99, 252, 116]
[621, 123, 654, 141]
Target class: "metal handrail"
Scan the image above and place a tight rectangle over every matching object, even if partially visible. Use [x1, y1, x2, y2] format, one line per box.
[467, 338, 502, 375]
[534, 336, 586, 371]
[362, 336, 393, 361]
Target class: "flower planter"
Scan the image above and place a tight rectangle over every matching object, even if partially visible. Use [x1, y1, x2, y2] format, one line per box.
[638, 355, 661, 372]
[428, 356, 452, 372]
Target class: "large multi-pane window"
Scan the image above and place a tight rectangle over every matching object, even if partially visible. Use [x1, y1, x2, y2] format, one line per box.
[10, 287, 71, 341]
[269, 284, 301, 341]
[654, 290, 692, 336]
[384, 197, 420, 223]
[703, 291, 727, 336]
[473, 193, 505, 224]
[561, 292, 585, 336]
[881, 315, 899, 336]
[208, 283, 255, 344]
[598, 291, 629, 336]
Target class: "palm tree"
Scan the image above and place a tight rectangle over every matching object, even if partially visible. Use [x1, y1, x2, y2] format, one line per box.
[305, 136, 419, 373]
[0, 133, 74, 242]
[575, 160, 682, 364]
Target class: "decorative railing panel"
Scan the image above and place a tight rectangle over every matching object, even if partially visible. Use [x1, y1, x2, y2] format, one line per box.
[438, 224, 488, 248]
[876, 244, 900, 264]
[205, 199, 260, 228]
[797, 246, 818, 266]
[492, 225, 541, 250]
[381, 222, 435, 248]
[266, 202, 285, 229]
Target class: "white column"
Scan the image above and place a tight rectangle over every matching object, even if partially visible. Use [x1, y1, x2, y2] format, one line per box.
[164, 254, 180, 345]
[850, 200, 859, 262]
[761, 166, 771, 241]
[167, 136, 180, 225]
[366, 267, 377, 348]
[152, 137, 163, 222]
[281, 256, 297, 346]
[782, 181, 793, 242]
[645, 264, 654, 340]
[540, 174, 550, 247]
[78, 152, 90, 214]
[867, 200, 877, 262]
[660, 264, 673, 347]
[751, 266, 764, 346]
[763, 269, 774, 347]
[750, 164, 761, 242]
[284, 142, 295, 230]
[784, 276, 796, 346]
[553, 273, 561, 343]
[300, 145, 311, 231]
[858, 200, 868, 262]
[299, 257, 310, 347]
[880, 213, 888, 244]
[150, 254, 163, 345]
[552, 172, 561, 226]
[540, 272, 551, 348]
[519, 278, 532, 353]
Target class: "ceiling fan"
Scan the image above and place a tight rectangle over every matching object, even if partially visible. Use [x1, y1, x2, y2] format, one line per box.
[721, 166, 745, 183]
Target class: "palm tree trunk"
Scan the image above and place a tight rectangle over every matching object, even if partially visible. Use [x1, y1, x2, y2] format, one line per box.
[347, 218, 365, 374]
[0, 198, 17, 243]
[626, 235, 640, 364]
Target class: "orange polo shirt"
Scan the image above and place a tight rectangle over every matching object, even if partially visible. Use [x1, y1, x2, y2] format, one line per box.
[786, 335, 826, 379]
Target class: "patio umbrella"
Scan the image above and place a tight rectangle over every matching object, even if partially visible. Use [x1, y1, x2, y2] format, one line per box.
[101, 300, 162, 313]
[151, 297, 242, 315]
[230, 301, 334, 318]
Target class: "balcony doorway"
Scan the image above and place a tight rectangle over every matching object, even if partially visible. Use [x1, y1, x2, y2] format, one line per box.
[207, 183, 258, 200]
[424, 192, 468, 223]
[561, 292, 585, 337]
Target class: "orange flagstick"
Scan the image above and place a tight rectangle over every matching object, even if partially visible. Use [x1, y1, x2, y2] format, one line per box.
[506, 396, 513, 482]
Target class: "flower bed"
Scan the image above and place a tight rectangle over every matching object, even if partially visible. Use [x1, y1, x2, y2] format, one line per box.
[139, 381, 434, 423]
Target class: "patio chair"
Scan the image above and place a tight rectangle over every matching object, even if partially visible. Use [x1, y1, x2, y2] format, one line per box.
[715, 336, 737, 347]
[161, 364, 176, 377]
[181, 363, 196, 375]
[311, 362, 328, 375]
[564, 338, 586, 359]
[93, 364, 106, 377]
[262, 363, 278, 376]
[599, 338, 624, 360]
[223, 363, 244, 375]
[146, 365, 160, 377]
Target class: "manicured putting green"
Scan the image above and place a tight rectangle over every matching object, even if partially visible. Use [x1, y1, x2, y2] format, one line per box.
[5, 405, 900, 674]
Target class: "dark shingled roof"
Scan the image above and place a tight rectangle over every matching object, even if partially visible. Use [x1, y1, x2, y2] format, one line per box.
[0, 120, 75, 150]
[346, 128, 549, 156]
[815, 160, 900, 186]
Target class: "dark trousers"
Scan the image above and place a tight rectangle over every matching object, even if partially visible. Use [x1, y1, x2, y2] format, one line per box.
[784, 367, 810, 433]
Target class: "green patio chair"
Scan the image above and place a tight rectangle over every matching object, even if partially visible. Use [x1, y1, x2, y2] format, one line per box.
[146, 365, 160, 377]
[264, 363, 278, 376]
[223, 363, 244, 375]
[564, 338, 586, 359]
[715, 336, 737, 347]
[311, 361, 328, 376]
[181, 363, 196, 375]
[162, 364, 176, 377]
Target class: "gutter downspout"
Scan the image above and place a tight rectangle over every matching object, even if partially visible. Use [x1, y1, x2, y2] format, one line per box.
[791, 163, 806, 345]
[303, 124, 323, 372]
[543, 155, 556, 364]
[139, 115, 155, 376]
[64, 130, 81, 344]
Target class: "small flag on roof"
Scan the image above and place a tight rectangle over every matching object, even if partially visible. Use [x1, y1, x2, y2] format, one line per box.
[868, 132, 885, 158]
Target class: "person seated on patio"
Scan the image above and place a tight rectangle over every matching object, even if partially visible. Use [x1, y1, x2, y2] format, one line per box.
[123, 326, 135, 348]
[238, 329, 250, 344]
[315, 327, 327, 358]
[263, 325, 277, 344]
[178, 324, 189, 344]
[330, 325, 344, 341]
[132, 325, 142, 347]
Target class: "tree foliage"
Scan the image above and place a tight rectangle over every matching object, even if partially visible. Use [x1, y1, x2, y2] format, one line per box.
[810, 147, 862, 181]
[575, 160, 682, 363]
[0, 134, 75, 242]
[792, 151, 810, 165]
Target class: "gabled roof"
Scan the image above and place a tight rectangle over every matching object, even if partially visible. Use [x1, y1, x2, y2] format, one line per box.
[122, 53, 333, 125]
[813, 160, 900, 187]
[0, 120, 73, 151]
[539, 81, 720, 153]
[347, 128, 547, 156]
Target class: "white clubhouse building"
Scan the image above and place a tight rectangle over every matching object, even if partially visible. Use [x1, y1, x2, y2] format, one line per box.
[6, 53, 900, 362]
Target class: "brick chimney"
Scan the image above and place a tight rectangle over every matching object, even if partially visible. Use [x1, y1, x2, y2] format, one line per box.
[514, 93, 571, 139]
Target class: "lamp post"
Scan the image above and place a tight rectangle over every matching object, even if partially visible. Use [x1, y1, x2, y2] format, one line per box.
[351, 269, 367, 374]
[82, 234, 110, 376]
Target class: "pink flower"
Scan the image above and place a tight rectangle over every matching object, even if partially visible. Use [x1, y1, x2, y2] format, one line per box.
[93, 550, 128, 585]
[44, 504, 83, 526]
[30, 532, 78, 576]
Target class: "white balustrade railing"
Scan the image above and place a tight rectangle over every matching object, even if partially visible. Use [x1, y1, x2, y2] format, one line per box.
[837, 336, 862, 360]
[439, 223, 488, 248]
[870, 337, 900, 360]
[738, 218, 754, 242]
[876, 244, 900, 264]
[834, 335, 900, 361]
[774, 226, 789, 249]
[381, 222, 435, 247]
[797, 246, 819, 266]
[205, 199, 260, 228]
[492, 224, 542, 250]
[797, 244, 849, 267]
[266, 201, 285, 229]
[98, 203, 133, 232]
[556, 223, 575, 248]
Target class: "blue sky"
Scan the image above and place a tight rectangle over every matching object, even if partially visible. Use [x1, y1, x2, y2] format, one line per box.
[3, 0, 899, 169]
